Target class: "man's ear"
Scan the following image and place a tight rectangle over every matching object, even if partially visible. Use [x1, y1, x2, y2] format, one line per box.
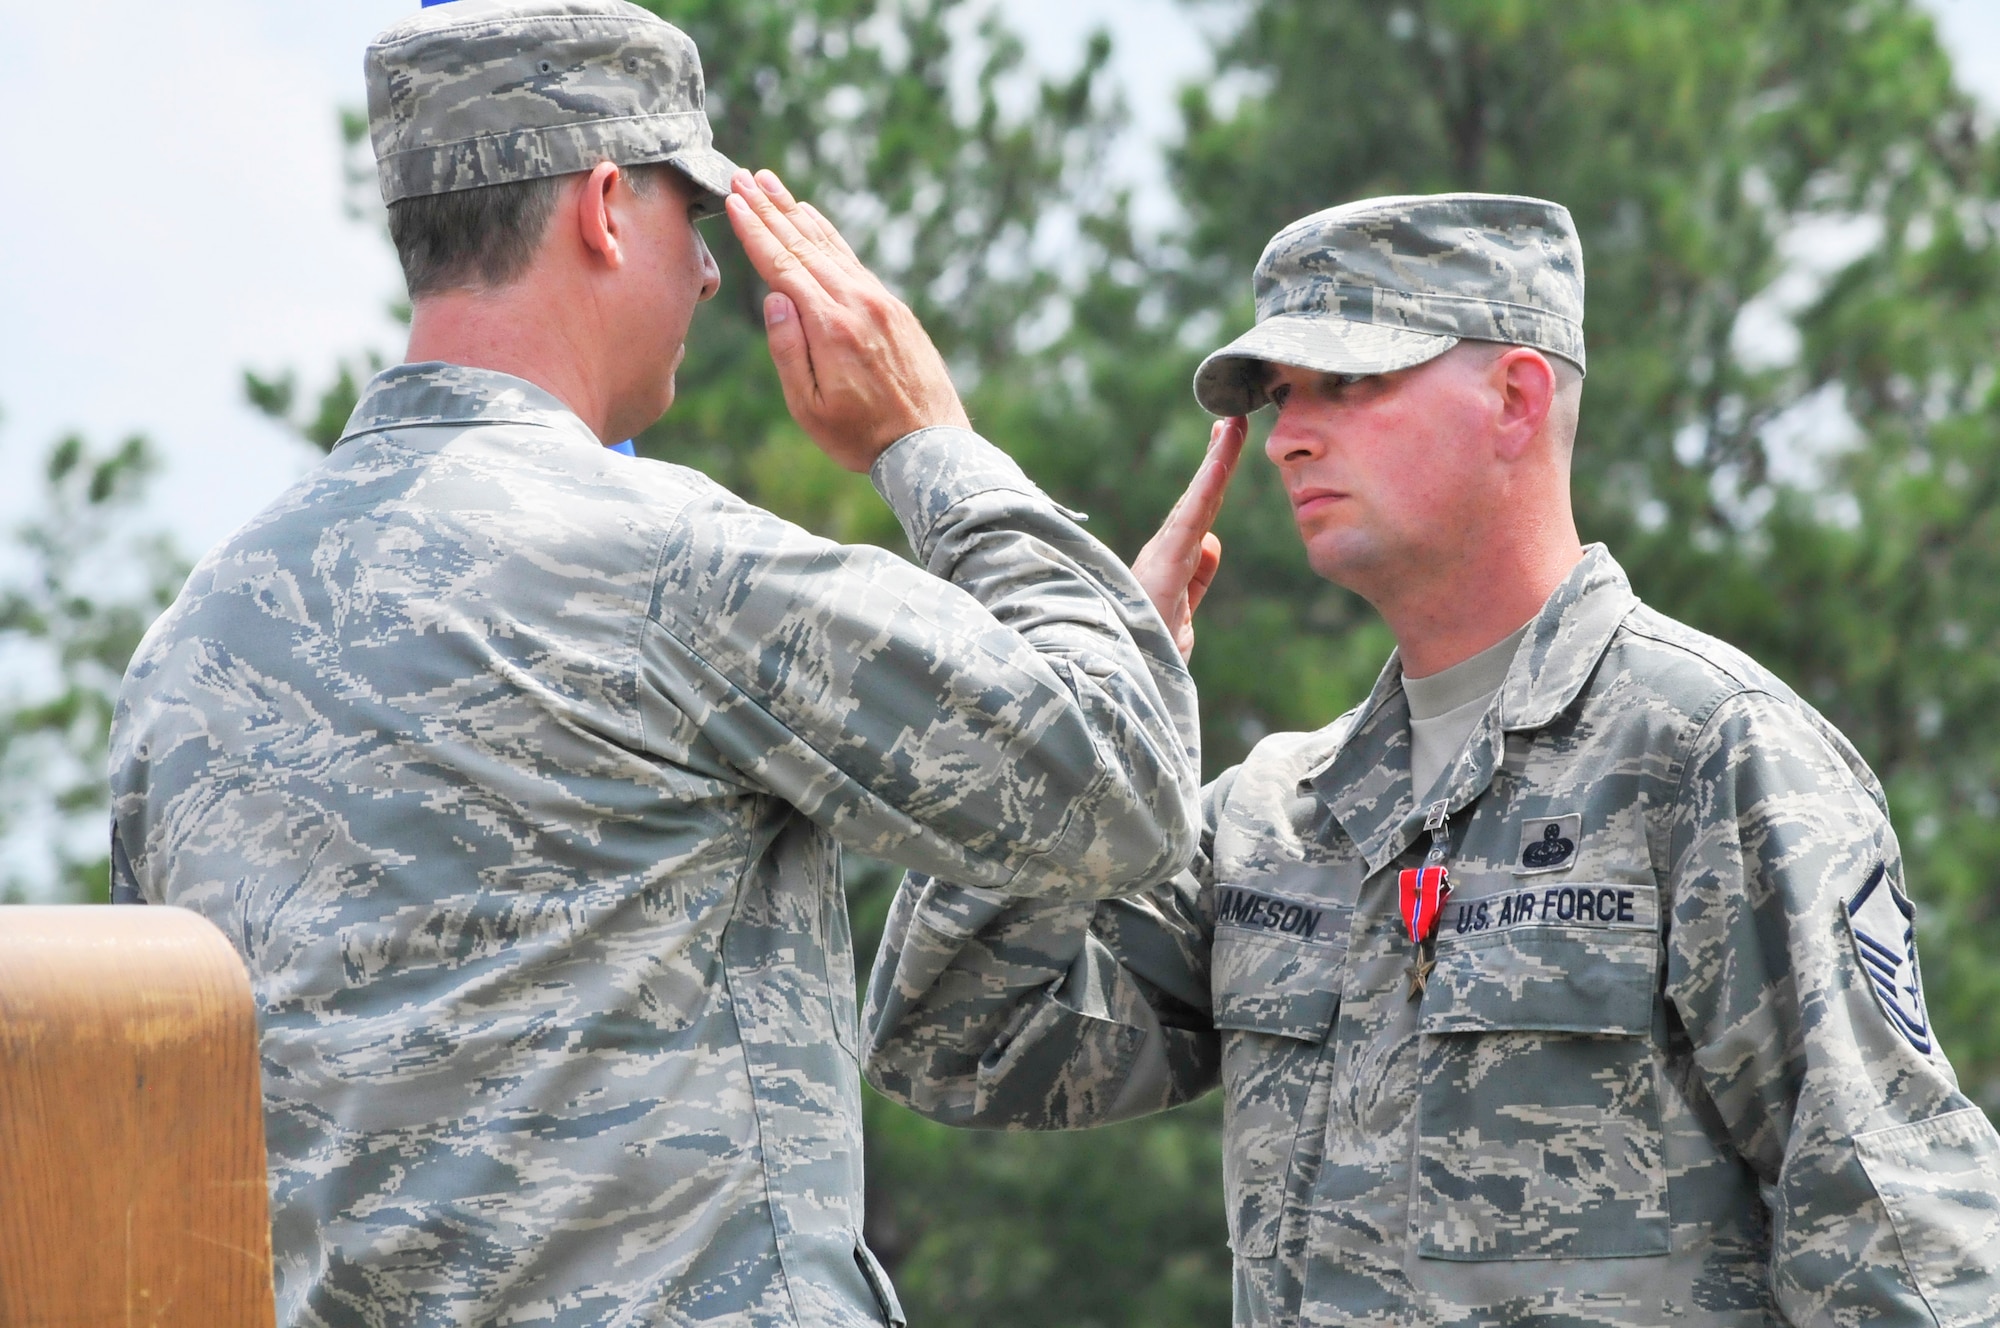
[575, 160, 626, 269]
[1492, 347, 1556, 461]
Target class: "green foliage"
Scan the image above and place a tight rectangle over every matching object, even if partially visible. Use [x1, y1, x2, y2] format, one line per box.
[245, 358, 379, 454]
[0, 432, 186, 902]
[862, 1091, 1231, 1328]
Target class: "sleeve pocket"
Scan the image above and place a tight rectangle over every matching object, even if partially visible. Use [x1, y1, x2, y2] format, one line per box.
[1856, 1107, 2000, 1328]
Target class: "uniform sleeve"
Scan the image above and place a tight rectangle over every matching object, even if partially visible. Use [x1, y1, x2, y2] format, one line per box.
[859, 772, 1233, 1130]
[638, 426, 1201, 899]
[1664, 690, 2000, 1327]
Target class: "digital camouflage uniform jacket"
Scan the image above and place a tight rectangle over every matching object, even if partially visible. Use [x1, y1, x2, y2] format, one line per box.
[108, 363, 1200, 1328]
[864, 545, 2000, 1327]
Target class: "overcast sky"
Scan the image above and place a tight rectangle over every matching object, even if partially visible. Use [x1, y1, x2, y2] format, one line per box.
[1, 0, 1994, 561]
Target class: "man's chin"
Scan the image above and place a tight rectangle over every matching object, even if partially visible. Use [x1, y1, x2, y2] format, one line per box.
[646, 370, 678, 425]
[1300, 530, 1380, 592]
[659, 340, 689, 407]
[609, 375, 677, 445]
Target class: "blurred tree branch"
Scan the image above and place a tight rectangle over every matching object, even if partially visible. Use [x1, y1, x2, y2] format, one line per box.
[0, 430, 186, 901]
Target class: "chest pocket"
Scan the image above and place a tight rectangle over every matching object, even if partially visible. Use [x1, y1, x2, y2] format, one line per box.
[1415, 881, 1668, 1262]
[1212, 889, 1350, 1259]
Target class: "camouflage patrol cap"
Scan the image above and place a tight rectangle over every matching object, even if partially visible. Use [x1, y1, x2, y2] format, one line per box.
[1193, 193, 1586, 415]
[365, 0, 739, 214]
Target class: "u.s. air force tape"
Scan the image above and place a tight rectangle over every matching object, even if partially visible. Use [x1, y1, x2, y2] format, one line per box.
[1442, 881, 1659, 938]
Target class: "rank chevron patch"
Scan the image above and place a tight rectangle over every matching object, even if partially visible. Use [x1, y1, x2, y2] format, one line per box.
[1846, 862, 1933, 1055]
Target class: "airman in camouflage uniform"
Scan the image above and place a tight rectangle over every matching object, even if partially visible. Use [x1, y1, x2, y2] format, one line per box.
[107, 3, 1199, 1326]
[863, 195, 2000, 1326]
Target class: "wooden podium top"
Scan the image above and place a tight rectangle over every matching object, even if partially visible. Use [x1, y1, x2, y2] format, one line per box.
[0, 905, 275, 1327]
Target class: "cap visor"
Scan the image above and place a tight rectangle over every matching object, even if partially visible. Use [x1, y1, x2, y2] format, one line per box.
[666, 146, 740, 217]
[1192, 315, 1459, 415]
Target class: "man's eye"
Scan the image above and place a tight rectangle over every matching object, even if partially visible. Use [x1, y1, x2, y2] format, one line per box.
[1270, 383, 1292, 408]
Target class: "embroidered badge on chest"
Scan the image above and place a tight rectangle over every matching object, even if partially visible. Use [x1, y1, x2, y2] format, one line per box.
[1515, 813, 1581, 874]
[1846, 863, 1932, 1055]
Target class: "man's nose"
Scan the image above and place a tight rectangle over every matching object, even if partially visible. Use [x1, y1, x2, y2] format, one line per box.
[696, 232, 721, 303]
[1265, 407, 1322, 466]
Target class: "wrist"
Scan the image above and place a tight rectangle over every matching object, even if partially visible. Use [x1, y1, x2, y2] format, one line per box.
[870, 425, 1038, 559]
[858, 404, 969, 469]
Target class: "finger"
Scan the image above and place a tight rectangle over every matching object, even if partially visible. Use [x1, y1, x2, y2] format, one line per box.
[1147, 421, 1226, 541]
[725, 190, 832, 307]
[1177, 415, 1248, 536]
[731, 172, 823, 269]
[754, 170, 839, 255]
[754, 168, 798, 206]
[734, 170, 861, 299]
[761, 292, 820, 419]
[1146, 417, 1244, 571]
[1130, 528, 1188, 623]
[756, 173, 869, 285]
[1185, 534, 1223, 615]
[799, 202, 861, 262]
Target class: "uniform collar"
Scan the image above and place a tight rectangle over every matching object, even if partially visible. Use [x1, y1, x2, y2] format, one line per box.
[1304, 545, 1640, 874]
[1494, 544, 1641, 732]
[337, 362, 602, 450]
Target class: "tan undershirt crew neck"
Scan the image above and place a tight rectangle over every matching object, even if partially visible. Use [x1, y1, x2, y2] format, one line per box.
[1404, 622, 1531, 800]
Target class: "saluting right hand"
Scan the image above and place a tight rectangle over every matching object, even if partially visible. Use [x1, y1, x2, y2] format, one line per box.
[1132, 416, 1248, 661]
[725, 169, 970, 473]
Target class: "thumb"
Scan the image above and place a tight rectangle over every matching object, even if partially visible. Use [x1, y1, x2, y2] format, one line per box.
[763, 292, 818, 414]
[1186, 533, 1223, 615]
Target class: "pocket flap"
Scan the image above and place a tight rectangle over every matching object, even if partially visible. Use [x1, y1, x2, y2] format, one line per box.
[1211, 897, 1349, 1041]
[1421, 883, 1659, 1036]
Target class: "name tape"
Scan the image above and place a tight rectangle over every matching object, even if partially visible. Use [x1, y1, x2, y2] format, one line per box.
[1214, 886, 1336, 943]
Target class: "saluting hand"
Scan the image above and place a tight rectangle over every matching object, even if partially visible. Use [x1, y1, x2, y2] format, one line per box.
[725, 169, 971, 472]
[1132, 416, 1247, 661]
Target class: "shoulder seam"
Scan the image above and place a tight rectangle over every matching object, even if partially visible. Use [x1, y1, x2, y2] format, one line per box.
[1665, 685, 1781, 883]
[1616, 612, 1766, 694]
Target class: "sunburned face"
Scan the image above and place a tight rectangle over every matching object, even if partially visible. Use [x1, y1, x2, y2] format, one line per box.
[1261, 347, 1502, 598]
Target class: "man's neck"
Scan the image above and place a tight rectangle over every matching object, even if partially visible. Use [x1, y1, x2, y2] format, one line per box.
[1378, 536, 1584, 679]
[405, 287, 615, 442]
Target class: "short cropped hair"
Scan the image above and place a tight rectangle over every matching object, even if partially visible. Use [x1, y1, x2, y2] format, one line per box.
[388, 162, 678, 298]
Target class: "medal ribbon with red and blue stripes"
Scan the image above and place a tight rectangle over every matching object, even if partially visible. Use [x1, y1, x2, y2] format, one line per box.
[1400, 800, 1453, 999]
[1399, 864, 1451, 946]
